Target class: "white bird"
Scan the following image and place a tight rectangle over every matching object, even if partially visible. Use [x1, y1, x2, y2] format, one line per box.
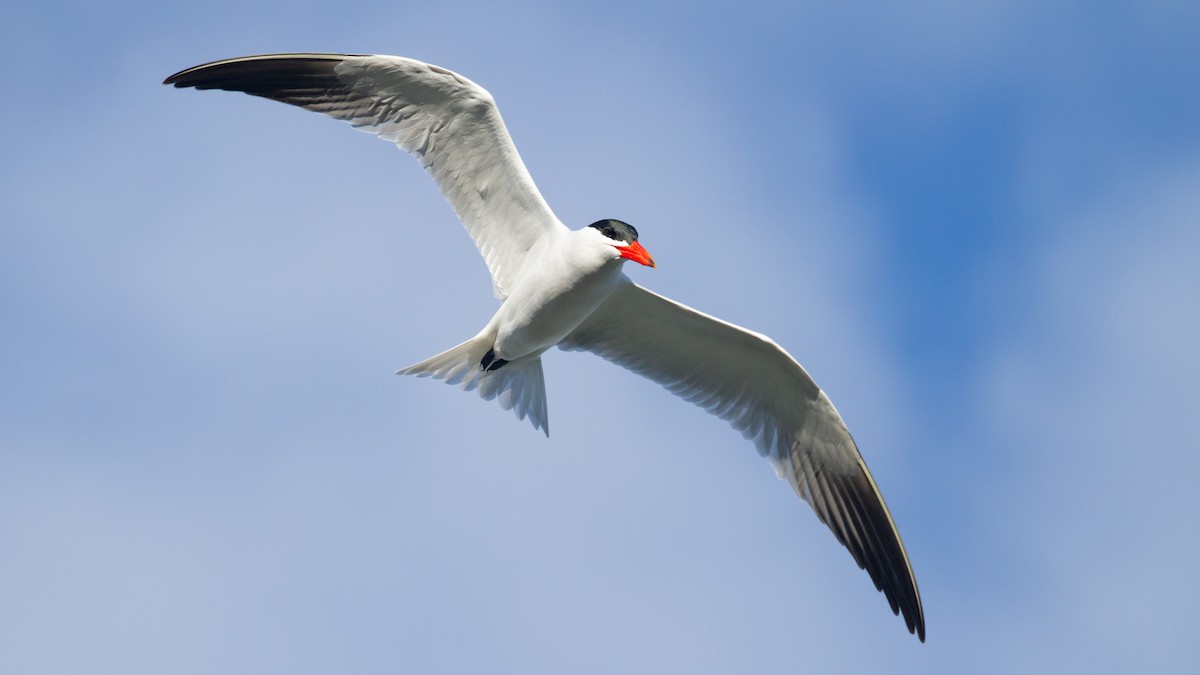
[165, 53, 925, 641]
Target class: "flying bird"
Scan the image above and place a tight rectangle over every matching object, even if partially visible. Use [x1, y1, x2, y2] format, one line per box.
[164, 53, 925, 641]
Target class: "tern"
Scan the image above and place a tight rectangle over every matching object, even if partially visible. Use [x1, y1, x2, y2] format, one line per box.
[165, 53, 925, 641]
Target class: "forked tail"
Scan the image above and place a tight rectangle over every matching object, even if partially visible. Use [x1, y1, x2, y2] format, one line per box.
[396, 338, 549, 435]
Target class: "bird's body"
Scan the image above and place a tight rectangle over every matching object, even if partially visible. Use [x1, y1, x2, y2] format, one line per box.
[165, 53, 925, 641]
[487, 226, 630, 366]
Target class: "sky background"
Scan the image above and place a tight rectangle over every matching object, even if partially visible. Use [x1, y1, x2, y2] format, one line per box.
[3, 1, 1199, 673]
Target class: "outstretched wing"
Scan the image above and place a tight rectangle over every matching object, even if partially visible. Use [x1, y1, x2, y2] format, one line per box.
[165, 53, 566, 298]
[562, 278, 925, 641]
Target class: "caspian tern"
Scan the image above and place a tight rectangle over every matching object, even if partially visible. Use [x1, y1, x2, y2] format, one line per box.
[165, 53, 925, 641]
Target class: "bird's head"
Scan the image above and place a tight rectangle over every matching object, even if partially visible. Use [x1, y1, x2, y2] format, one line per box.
[587, 218, 655, 268]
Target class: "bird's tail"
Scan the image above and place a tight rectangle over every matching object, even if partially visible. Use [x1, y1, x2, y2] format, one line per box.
[397, 338, 549, 435]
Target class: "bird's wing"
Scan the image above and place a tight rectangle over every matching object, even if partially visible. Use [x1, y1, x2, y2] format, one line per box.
[164, 53, 565, 298]
[561, 278, 925, 641]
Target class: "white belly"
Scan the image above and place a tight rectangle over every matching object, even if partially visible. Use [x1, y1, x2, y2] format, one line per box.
[489, 241, 624, 360]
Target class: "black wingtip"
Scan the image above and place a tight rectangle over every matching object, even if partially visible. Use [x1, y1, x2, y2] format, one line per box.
[806, 462, 925, 642]
[163, 70, 189, 86]
[162, 53, 362, 90]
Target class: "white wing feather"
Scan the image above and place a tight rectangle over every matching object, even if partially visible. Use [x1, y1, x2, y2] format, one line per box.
[164, 53, 566, 298]
[561, 278, 925, 640]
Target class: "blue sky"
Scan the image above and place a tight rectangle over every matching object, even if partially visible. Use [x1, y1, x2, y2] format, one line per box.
[3, 1, 1199, 672]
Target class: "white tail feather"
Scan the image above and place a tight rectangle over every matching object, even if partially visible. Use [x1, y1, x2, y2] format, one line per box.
[397, 339, 549, 435]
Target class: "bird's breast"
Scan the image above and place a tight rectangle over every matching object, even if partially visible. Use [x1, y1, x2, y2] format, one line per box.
[491, 248, 623, 360]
